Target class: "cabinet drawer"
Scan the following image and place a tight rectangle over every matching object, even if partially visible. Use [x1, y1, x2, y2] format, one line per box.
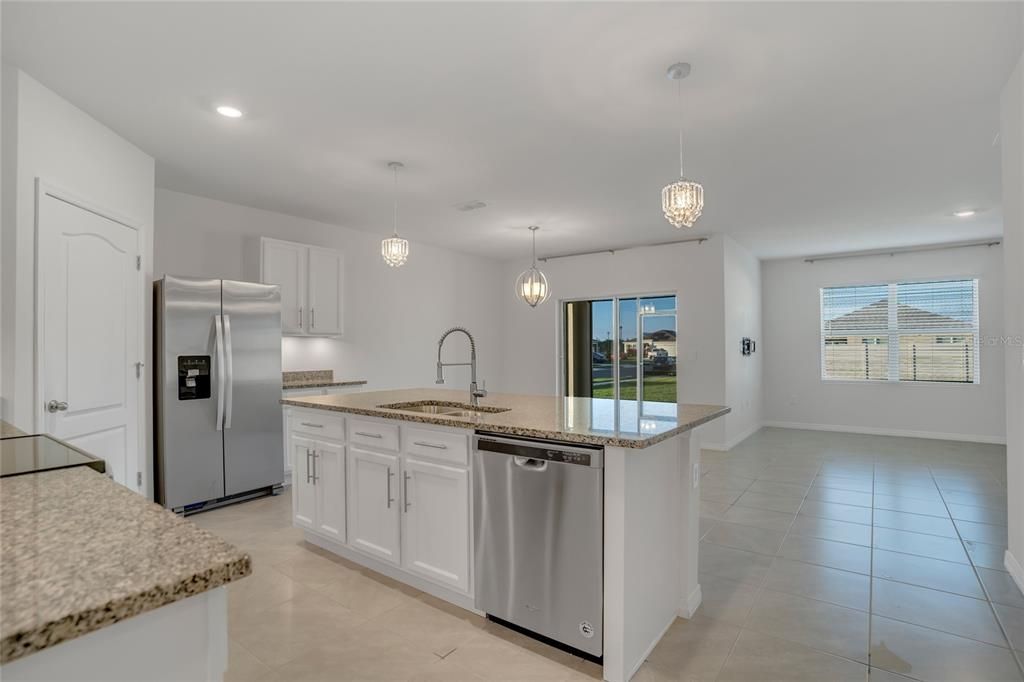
[289, 411, 344, 441]
[349, 419, 400, 451]
[403, 426, 468, 466]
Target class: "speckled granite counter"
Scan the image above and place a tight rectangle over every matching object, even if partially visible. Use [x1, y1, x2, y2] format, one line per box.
[282, 369, 367, 390]
[0, 420, 27, 438]
[282, 388, 729, 448]
[0, 467, 250, 664]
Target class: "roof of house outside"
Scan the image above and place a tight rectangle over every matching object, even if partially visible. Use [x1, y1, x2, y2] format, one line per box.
[826, 299, 972, 333]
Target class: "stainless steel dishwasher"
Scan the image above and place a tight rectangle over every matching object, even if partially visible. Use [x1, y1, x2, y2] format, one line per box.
[473, 433, 603, 659]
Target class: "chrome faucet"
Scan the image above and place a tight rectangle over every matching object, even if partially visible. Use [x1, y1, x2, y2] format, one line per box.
[436, 326, 487, 407]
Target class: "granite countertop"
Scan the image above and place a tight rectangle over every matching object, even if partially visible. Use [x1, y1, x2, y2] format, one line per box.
[0, 420, 27, 438]
[282, 369, 367, 390]
[282, 388, 729, 449]
[0, 468, 251, 664]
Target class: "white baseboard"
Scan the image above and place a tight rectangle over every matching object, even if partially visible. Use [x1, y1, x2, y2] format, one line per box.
[761, 420, 1006, 445]
[680, 584, 702, 619]
[1006, 549, 1024, 598]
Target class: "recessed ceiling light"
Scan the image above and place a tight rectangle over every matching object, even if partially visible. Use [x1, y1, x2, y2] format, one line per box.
[953, 209, 977, 218]
[216, 105, 243, 118]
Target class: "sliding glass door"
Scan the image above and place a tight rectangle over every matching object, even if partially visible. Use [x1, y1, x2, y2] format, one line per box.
[564, 294, 677, 403]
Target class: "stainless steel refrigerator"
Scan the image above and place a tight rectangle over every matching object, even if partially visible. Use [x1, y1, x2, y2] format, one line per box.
[154, 275, 284, 513]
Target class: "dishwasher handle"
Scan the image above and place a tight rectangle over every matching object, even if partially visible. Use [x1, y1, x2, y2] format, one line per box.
[513, 456, 548, 472]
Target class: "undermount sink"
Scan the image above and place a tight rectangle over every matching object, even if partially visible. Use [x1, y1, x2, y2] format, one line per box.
[377, 401, 510, 417]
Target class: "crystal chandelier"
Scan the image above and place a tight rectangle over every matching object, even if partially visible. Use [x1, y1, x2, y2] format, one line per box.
[662, 62, 703, 229]
[515, 226, 550, 307]
[381, 161, 409, 267]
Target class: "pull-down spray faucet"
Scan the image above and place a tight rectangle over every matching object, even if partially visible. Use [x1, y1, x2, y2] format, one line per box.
[436, 327, 487, 407]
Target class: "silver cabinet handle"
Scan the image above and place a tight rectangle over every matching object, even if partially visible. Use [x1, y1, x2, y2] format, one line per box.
[300, 422, 323, 428]
[46, 400, 68, 413]
[223, 314, 234, 429]
[311, 450, 319, 484]
[298, 306, 303, 328]
[403, 471, 411, 512]
[356, 431, 383, 439]
[305, 448, 313, 484]
[386, 467, 394, 508]
[311, 307, 315, 329]
[413, 440, 448, 450]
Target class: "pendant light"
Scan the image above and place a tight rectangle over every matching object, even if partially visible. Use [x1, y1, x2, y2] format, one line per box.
[515, 225, 550, 307]
[661, 62, 704, 229]
[381, 161, 410, 267]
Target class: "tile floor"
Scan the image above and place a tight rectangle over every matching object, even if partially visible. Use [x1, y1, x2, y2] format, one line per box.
[191, 427, 1024, 681]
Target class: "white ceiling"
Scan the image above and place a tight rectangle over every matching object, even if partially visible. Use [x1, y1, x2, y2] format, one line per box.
[3, 2, 1020, 260]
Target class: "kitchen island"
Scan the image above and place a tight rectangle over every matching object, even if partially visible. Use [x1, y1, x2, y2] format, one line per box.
[0, 434, 251, 681]
[282, 388, 728, 682]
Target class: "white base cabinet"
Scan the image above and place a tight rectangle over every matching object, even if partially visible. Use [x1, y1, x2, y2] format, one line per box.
[285, 408, 473, 600]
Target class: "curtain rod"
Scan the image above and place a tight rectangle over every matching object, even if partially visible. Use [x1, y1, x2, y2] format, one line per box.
[803, 239, 1001, 263]
[538, 236, 707, 263]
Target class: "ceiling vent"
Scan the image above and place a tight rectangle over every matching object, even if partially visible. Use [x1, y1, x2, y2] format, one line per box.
[455, 200, 487, 212]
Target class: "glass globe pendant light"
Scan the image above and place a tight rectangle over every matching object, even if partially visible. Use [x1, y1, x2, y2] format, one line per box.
[515, 225, 550, 307]
[381, 161, 410, 267]
[662, 62, 704, 229]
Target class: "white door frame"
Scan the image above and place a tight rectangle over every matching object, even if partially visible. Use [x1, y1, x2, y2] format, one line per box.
[33, 179, 145, 489]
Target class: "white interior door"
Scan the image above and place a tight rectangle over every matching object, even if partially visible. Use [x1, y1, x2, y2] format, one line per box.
[38, 190, 141, 489]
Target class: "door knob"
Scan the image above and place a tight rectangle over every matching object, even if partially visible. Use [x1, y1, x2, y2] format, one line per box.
[47, 400, 68, 413]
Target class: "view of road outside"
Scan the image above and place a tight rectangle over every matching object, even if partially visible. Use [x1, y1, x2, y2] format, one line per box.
[591, 295, 677, 403]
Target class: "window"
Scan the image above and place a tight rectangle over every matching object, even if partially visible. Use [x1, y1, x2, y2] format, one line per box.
[821, 279, 979, 384]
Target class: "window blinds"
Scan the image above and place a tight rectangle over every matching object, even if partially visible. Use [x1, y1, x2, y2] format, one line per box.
[820, 279, 979, 383]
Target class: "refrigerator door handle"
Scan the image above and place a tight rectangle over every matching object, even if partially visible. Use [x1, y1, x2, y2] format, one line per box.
[214, 314, 226, 431]
[223, 313, 234, 429]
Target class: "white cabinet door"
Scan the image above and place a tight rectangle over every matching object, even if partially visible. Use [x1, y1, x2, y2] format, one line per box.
[291, 436, 316, 530]
[307, 247, 344, 336]
[401, 457, 470, 593]
[261, 238, 307, 334]
[313, 440, 345, 542]
[347, 447, 400, 564]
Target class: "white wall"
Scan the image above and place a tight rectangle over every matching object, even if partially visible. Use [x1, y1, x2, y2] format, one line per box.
[153, 189, 505, 393]
[1000, 42, 1024, 587]
[723, 237, 763, 448]
[500, 237, 729, 446]
[0, 67, 155, 437]
[762, 246, 1006, 443]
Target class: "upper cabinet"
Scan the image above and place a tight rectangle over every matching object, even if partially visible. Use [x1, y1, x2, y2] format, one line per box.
[260, 237, 344, 336]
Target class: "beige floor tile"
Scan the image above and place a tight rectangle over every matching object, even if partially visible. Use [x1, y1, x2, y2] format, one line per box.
[405, 658, 487, 681]
[699, 500, 731, 521]
[365, 596, 483, 657]
[272, 626, 440, 681]
[871, 508, 956, 538]
[745, 587, 869, 662]
[871, 578, 1006, 647]
[642, 614, 740, 681]
[965, 540, 1011, 570]
[733, 491, 804, 514]
[720, 504, 795, 532]
[225, 639, 275, 682]
[941, 489, 1007, 510]
[872, 549, 984, 599]
[700, 473, 755, 491]
[867, 668, 916, 681]
[227, 566, 317, 620]
[763, 557, 870, 610]
[790, 513, 872, 546]
[799, 498, 874, 525]
[700, 488, 743, 505]
[872, 494, 949, 519]
[698, 542, 774, 586]
[871, 482, 941, 501]
[444, 631, 581, 680]
[231, 591, 367, 666]
[806, 486, 873, 508]
[872, 527, 969, 564]
[947, 503, 1009, 526]
[994, 604, 1024, 653]
[955, 519, 1010, 545]
[313, 568, 421, 618]
[702, 521, 786, 555]
[870, 615, 1021, 682]
[813, 475, 874, 493]
[717, 629, 867, 682]
[746, 479, 811, 498]
[777, 534, 872, 575]
[693, 574, 761, 627]
[271, 548, 361, 588]
[978, 568, 1024, 609]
